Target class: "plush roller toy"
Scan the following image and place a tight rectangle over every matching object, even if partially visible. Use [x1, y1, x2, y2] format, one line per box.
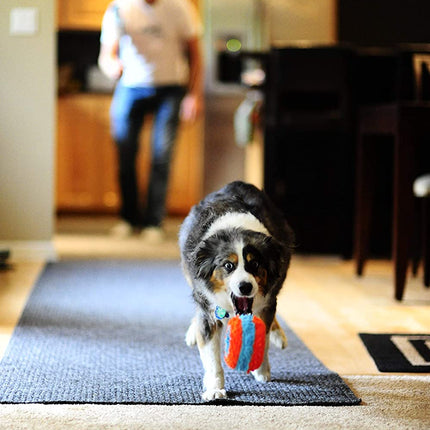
[224, 313, 266, 373]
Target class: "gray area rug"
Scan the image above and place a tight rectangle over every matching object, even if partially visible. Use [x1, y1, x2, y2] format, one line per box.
[0, 260, 360, 405]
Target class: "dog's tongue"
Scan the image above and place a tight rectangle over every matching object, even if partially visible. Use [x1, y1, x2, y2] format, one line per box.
[234, 296, 253, 315]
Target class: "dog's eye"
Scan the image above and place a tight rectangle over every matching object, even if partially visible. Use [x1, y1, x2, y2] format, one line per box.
[248, 260, 259, 271]
[223, 261, 235, 273]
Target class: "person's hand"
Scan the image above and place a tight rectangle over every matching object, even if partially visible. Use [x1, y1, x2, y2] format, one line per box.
[180, 93, 203, 122]
[98, 42, 123, 81]
[104, 57, 123, 81]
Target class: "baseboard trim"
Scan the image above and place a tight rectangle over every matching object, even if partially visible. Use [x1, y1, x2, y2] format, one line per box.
[0, 240, 57, 262]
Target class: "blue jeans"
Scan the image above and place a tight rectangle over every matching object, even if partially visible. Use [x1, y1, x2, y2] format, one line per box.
[110, 84, 186, 227]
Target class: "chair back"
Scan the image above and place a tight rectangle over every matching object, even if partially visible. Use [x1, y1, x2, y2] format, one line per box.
[355, 45, 430, 105]
[412, 53, 430, 101]
[265, 46, 354, 132]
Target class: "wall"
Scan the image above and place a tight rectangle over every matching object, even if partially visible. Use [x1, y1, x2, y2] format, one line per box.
[266, 0, 336, 44]
[0, 0, 56, 260]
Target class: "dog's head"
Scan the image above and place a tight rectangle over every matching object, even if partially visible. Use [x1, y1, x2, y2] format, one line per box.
[192, 229, 290, 315]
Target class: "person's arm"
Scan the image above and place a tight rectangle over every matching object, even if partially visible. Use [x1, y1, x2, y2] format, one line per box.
[98, 39, 123, 81]
[180, 36, 204, 122]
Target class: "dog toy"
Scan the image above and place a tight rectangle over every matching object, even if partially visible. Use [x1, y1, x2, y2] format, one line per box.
[224, 313, 266, 373]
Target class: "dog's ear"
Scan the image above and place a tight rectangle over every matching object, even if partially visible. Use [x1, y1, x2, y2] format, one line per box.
[193, 241, 216, 280]
[263, 236, 290, 285]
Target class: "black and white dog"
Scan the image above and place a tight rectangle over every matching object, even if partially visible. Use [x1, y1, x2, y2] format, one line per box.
[179, 181, 294, 401]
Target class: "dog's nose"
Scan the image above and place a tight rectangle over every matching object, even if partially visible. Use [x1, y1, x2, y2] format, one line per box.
[239, 282, 253, 296]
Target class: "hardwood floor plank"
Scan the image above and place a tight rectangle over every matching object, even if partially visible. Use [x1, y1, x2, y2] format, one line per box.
[278, 256, 430, 374]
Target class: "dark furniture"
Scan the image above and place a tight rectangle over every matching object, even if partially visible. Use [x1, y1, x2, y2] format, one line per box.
[264, 46, 356, 256]
[354, 47, 430, 300]
[338, 0, 430, 47]
[262, 44, 430, 300]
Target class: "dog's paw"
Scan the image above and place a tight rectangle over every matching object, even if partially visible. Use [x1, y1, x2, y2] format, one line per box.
[202, 388, 227, 401]
[185, 319, 197, 347]
[270, 326, 288, 349]
[252, 368, 271, 383]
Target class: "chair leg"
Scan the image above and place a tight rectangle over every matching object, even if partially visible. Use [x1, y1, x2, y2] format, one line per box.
[423, 197, 430, 287]
[411, 197, 421, 277]
[392, 120, 416, 301]
[354, 134, 375, 276]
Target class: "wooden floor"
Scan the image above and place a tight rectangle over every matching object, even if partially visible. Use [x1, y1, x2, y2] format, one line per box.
[1, 215, 430, 376]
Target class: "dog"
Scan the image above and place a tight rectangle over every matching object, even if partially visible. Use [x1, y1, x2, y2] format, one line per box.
[179, 181, 294, 401]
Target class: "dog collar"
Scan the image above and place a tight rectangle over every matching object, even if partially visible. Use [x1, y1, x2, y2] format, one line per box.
[214, 305, 230, 320]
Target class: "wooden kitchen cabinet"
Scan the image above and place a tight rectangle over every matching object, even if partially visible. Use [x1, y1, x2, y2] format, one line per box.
[56, 93, 203, 215]
[57, 0, 201, 30]
[57, 0, 111, 30]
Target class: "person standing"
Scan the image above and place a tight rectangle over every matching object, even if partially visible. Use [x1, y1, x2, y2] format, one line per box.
[98, 0, 203, 242]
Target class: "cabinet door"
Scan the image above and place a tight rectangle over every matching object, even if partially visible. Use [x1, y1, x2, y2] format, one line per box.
[56, 94, 203, 215]
[57, 0, 111, 30]
[58, 0, 201, 30]
[56, 94, 118, 212]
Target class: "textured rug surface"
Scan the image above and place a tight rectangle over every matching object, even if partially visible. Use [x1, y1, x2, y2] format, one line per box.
[1, 376, 429, 430]
[360, 333, 430, 372]
[0, 260, 360, 405]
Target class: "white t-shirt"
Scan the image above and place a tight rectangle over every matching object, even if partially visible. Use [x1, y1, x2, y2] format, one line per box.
[100, 0, 201, 87]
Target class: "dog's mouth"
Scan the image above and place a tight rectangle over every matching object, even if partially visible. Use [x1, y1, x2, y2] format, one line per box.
[231, 293, 254, 315]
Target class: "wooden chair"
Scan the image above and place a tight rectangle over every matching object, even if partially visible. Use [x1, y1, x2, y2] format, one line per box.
[354, 47, 430, 300]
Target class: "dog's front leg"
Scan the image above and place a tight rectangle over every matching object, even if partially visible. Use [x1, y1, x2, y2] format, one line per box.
[196, 326, 226, 401]
[251, 332, 271, 382]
